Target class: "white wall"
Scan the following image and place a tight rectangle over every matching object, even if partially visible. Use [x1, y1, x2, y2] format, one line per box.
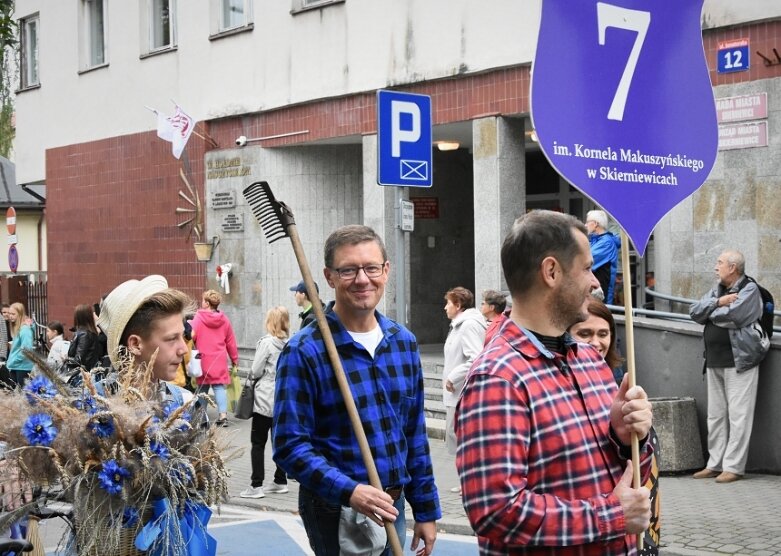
[702, 0, 781, 29]
[12, 1, 780, 185]
[13, 0, 540, 184]
[0, 212, 43, 272]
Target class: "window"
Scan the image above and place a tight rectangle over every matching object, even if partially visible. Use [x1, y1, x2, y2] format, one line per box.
[291, 0, 344, 13]
[220, 0, 251, 31]
[149, 0, 176, 52]
[209, 0, 253, 38]
[80, 0, 107, 70]
[20, 14, 39, 88]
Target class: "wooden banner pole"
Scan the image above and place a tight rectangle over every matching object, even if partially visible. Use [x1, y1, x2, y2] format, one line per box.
[620, 230, 644, 552]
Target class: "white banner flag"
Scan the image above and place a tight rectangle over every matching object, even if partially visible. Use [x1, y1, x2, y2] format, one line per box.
[155, 104, 195, 159]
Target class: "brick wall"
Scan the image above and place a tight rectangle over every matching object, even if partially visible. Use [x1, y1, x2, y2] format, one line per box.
[705, 19, 781, 86]
[46, 131, 208, 327]
[206, 66, 532, 149]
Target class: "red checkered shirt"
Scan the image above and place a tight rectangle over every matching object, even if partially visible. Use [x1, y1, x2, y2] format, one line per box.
[456, 319, 653, 555]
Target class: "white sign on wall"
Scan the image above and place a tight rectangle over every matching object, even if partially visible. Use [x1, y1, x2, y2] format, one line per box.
[718, 121, 768, 150]
[715, 93, 768, 123]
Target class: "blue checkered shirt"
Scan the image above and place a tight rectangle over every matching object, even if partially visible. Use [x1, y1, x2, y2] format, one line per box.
[272, 308, 441, 523]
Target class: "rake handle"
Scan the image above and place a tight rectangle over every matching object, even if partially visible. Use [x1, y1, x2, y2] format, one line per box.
[286, 224, 404, 556]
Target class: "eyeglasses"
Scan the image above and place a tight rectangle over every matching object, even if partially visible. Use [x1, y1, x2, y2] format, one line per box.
[330, 263, 386, 281]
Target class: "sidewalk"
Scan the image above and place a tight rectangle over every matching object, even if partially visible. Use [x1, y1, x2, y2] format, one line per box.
[222, 416, 473, 535]
[220, 416, 781, 555]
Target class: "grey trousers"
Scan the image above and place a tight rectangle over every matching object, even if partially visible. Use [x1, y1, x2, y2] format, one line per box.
[705, 365, 759, 474]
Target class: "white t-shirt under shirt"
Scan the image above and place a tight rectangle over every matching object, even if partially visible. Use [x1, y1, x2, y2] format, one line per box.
[347, 326, 383, 358]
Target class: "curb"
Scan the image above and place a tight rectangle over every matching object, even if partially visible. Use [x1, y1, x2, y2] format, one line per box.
[227, 497, 477, 538]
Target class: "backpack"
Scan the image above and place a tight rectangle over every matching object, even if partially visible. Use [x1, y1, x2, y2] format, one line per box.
[741, 276, 775, 338]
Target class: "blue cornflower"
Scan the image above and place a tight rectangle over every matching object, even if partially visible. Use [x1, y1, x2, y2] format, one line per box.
[149, 441, 170, 461]
[162, 399, 191, 430]
[162, 400, 181, 419]
[73, 393, 99, 415]
[88, 415, 115, 438]
[24, 376, 58, 404]
[22, 413, 58, 446]
[170, 462, 194, 485]
[145, 415, 161, 433]
[97, 459, 131, 495]
[121, 506, 140, 528]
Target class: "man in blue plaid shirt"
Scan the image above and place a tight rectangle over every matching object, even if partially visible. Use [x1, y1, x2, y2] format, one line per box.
[273, 225, 441, 556]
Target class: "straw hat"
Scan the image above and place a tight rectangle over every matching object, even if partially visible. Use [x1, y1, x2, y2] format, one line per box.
[98, 275, 169, 367]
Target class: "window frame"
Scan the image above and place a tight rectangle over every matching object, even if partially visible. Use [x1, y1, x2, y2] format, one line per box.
[79, 0, 108, 72]
[140, 0, 177, 58]
[209, 0, 253, 40]
[291, 0, 345, 15]
[220, 0, 252, 32]
[149, 0, 177, 53]
[19, 13, 40, 90]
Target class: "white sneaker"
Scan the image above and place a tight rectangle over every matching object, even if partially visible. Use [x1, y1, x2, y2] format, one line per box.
[239, 486, 265, 499]
[265, 483, 289, 494]
[450, 486, 462, 494]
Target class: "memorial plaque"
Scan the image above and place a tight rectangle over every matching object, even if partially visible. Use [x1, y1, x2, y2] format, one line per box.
[221, 213, 244, 232]
[210, 191, 237, 209]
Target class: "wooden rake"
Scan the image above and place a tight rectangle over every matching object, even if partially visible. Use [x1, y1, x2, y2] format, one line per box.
[242, 181, 404, 556]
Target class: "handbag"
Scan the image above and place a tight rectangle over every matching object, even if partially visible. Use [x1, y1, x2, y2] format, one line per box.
[186, 350, 203, 378]
[227, 364, 242, 412]
[338, 507, 386, 556]
[234, 376, 256, 420]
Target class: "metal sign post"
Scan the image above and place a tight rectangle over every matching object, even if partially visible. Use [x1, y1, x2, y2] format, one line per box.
[377, 90, 432, 326]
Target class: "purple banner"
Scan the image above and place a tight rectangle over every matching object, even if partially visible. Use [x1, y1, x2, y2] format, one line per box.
[531, 0, 718, 256]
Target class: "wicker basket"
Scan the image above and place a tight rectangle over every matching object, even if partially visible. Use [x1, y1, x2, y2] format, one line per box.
[78, 507, 150, 556]
[82, 526, 145, 556]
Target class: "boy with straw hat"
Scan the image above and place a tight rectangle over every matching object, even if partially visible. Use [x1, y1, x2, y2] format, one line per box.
[98, 275, 194, 386]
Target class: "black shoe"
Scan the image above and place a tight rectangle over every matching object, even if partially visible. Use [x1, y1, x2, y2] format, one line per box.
[214, 418, 229, 428]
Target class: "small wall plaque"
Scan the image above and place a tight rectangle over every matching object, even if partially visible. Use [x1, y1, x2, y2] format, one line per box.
[221, 213, 244, 232]
[210, 191, 237, 209]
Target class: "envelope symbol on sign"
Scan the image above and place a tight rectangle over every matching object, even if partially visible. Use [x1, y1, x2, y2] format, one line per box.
[400, 159, 428, 180]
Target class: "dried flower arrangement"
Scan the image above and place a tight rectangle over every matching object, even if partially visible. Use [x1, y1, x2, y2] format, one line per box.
[0, 350, 233, 556]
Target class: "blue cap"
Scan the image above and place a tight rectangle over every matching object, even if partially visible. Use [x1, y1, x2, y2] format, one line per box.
[289, 280, 319, 294]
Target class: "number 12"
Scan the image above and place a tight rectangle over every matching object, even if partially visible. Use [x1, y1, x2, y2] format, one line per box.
[723, 50, 743, 69]
[597, 2, 651, 121]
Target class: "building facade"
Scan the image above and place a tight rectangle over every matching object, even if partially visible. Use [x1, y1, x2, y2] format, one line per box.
[12, 0, 781, 347]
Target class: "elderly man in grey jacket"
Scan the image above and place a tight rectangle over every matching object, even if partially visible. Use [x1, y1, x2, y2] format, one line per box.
[689, 249, 769, 483]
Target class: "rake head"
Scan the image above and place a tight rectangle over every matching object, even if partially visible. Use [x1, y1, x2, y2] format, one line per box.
[242, 181, 296, 244]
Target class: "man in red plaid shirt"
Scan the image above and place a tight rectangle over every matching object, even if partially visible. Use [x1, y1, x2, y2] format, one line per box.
[455, 210, 654, 555]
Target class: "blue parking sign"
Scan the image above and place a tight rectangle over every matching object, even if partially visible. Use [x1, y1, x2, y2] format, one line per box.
[377, 90, 432, 187]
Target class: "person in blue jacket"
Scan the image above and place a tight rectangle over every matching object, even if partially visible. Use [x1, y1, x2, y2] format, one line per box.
[6, 302, 35, 386]
[586, 209, 621, 304]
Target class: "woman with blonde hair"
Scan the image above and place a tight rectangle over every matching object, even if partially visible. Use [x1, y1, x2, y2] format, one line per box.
[6, 302, 34, 386]
[191, 289, 239, 427]
[240, 306, 290, 499]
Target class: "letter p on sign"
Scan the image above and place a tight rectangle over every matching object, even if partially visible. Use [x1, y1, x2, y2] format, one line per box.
[391, 101, 421, 157]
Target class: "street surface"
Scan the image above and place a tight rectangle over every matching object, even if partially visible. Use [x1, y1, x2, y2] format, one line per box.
[35, 504, 478, 555]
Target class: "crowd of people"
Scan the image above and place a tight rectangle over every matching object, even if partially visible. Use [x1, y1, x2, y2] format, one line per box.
[2, 209, 768, 556]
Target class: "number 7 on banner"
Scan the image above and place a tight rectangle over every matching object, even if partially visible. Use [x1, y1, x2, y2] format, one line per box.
[597, 3, 651, 121]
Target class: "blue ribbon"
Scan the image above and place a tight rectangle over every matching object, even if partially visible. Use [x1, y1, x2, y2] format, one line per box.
[135, 498, 216, 556]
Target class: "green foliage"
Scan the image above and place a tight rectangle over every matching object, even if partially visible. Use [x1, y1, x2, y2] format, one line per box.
[0, 0, 16, 158]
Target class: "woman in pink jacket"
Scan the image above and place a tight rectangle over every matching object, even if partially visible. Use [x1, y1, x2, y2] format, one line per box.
[191, 289, 239, 427]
